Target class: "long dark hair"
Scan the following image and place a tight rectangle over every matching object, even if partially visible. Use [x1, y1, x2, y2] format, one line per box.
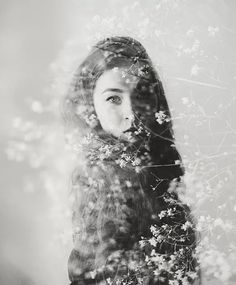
[63, 36, 199, 285]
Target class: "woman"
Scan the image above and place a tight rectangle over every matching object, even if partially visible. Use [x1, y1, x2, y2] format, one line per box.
[63, 36, 200, 285]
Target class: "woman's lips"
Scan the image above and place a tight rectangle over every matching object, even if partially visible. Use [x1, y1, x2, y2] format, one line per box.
[123, 127, 137, 133]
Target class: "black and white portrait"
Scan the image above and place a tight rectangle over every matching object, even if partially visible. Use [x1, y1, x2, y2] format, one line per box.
[2, 1, 236, 285]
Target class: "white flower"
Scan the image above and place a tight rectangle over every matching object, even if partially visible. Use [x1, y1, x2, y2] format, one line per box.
[181, 221, 192, 231]
[158, 210, 166, 219]
[150, 225, 157, 234]
[31, 101, 43, 113]
[181, 97, 189, 105]
[155, 111, 169, 124]
[208, 26, 219, 37]
[89, 270, 97, 279]
[116, 159, 127, 168]
[148, 237, 157, 247]
[139, 239, 146, 248]
[132, 157, 141, 166]
[125, 181, 132, 187]
[190, 64, 200, 76]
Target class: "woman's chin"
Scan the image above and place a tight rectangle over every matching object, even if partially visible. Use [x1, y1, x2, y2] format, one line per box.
[118, 132, 136, 142]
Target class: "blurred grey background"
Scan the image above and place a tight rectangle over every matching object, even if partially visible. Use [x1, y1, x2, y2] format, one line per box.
[1, 1, 236, 284]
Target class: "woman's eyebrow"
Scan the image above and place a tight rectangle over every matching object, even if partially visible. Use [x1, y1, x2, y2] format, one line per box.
[102, 88, 124, 94]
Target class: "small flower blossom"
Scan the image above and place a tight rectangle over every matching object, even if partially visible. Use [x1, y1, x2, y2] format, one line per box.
[89, 270, 97, 279]
[181, 97, 189, 105]
[125, 180, 132, 187]
[139, 239, 146, 248]
[31, 101, 44, 113]
[155, 111, 170, 124]
[208, 26, 219, 37]
[181, 221, 192, 231]
[190, 64, 201, 76]
[158, 210, 166, 219]
[148, 237, 157, 247]
[131, 157, 141, 166]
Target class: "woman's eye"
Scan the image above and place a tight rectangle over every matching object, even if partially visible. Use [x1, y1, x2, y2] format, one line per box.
[106, 95, 122, 105]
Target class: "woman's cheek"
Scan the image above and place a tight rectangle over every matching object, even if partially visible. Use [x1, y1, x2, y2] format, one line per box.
[110, 113, 123, 131]
[109, 113, 126, 137]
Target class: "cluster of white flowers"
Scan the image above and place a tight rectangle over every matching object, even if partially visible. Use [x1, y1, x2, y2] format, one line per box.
[154, 111, 171, 125]
[76, 105, 98, 128]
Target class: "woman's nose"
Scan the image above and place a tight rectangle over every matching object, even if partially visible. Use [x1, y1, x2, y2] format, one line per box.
[123, 94, 134, 124]
[123, 102, 134, 122]
[125, 113, 134, 122]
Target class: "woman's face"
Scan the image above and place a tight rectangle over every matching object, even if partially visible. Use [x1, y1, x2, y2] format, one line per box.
[93, 67, 157, 140]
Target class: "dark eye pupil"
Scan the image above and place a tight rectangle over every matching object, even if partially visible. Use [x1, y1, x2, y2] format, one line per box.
[113, 97, 119, 102]
[107, 96, 121, 104]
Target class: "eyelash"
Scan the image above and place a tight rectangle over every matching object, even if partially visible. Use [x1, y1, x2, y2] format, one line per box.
[106, 95, 122, 105]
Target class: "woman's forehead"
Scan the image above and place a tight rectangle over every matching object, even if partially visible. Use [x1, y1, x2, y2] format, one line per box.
[95, 67, 139, 93]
